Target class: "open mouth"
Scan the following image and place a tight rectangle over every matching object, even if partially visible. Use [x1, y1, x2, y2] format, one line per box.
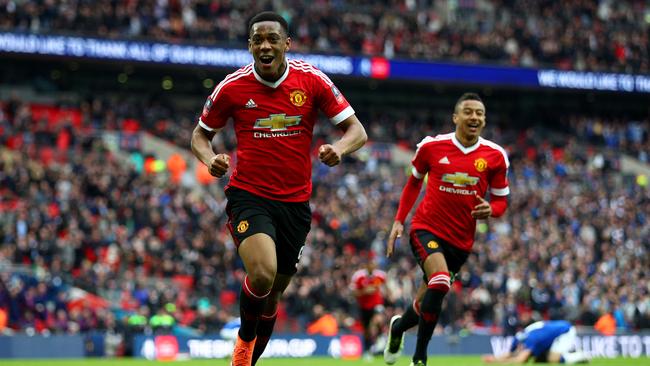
[259, 55, 274, 65]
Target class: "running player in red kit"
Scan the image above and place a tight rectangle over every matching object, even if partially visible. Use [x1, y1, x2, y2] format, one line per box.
[191, 11, 367, 366]
[383, 93, 509, 366]
[350, 257, 387, 360]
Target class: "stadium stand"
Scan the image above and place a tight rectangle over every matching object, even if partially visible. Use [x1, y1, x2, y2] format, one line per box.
[0, 0, 647, 72]
[0, 95, 648, 343]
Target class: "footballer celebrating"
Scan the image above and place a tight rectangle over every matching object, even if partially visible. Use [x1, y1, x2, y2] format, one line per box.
[191, 11, 367, 366]
[384, 93, 509, 366]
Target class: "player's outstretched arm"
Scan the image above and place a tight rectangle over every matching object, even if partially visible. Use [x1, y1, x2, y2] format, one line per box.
[191, 124, 230, 178]
[386, 220, 404, 257]
[386, 174, 423, 257]
[488, 194, 508, 217]
[319, 115, 367, 167]
[481, 348, 531, 364]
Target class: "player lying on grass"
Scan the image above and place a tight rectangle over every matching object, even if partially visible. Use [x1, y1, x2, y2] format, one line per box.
[482, 320, 589, 364]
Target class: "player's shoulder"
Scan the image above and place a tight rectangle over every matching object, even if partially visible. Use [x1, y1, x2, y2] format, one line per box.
[479, 137, 509, 167]
[288, 59, 334, 85]
[288, 59, 321, 72]
[478, 136, 506, 151]
[207, 64, 254, 101]
[416, 133, 453, 150]
[226, 63, 255, 78]
[372, 269, 387, 278]
[351, 269, 367, 281]
[218, 64, 255, 88]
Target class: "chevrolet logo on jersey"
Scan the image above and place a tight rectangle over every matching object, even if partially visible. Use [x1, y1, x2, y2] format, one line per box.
[254, 114, 302, 131]
[442, 172, 479, 187]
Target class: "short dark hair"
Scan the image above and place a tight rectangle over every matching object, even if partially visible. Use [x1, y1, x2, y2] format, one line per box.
[454, 92, 483, 112]
[248, 11, 289, 37]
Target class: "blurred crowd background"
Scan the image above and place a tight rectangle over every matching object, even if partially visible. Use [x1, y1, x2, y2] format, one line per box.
[0, 0, 648, 357]
[0, 0, 648, 72]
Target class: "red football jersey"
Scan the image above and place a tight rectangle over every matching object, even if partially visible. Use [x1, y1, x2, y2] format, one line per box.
[410, 133, 509, 252]
[350, 268, 386, 310]
[199, 59, 354, 202]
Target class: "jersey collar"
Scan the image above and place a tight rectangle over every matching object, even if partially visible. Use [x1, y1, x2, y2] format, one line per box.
[451, 133, 482, 154]
[252, 58, 290, 89]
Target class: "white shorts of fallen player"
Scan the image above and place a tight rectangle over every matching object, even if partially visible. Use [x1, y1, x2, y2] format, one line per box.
[550, 326, 577, 354]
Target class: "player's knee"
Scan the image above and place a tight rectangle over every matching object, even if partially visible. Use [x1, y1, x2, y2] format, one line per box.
[421, 310, 438, 323]
[413, 299, 421, 316]
[247, 265, 277, 292]
[426, 271, 451, 293]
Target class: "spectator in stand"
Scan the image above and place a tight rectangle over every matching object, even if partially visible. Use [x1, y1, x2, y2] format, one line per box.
[306, 304, 338, 337]
[0, 306, 8, 334]
[149, 304, 176, 335]
[594, 309, 616, 336]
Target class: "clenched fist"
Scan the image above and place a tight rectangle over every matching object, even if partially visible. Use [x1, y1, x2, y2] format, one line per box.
[471, 194, 492, 219]
[318, 144, 342, 167]
[208, 154, 230, 178]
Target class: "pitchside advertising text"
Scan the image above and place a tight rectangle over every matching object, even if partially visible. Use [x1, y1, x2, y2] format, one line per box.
[133, 333, 650, 360]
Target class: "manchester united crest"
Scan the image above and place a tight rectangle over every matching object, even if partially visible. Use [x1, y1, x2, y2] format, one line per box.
[474, 158, 488, 172]
[289, 90, 307, 107]
[237, 220, 249, 233]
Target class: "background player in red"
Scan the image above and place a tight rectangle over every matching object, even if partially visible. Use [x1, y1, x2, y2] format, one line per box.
[350, 255, 387, 360]
[190, 11, 367, 366]
[383, 93, 509, 366]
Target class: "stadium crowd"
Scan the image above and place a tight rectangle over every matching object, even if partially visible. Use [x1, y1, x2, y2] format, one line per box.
[0, 95, 648, 344]
[0, 0, 648, 73]
[566, 115, 650, 163]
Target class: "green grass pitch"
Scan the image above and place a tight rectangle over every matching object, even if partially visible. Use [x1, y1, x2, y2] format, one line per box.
[0, 356, 646, 366]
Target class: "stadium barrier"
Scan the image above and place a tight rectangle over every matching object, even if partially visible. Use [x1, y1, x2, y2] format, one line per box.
[1, 332, 648, 359]
[0, 335, 85, 358]
[132, 332, 650, 361]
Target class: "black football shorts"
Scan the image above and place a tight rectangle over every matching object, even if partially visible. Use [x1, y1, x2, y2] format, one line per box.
[225, 187, 311, 275]
[409, 229, 470, 282]
[360, 306, 383, 330]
